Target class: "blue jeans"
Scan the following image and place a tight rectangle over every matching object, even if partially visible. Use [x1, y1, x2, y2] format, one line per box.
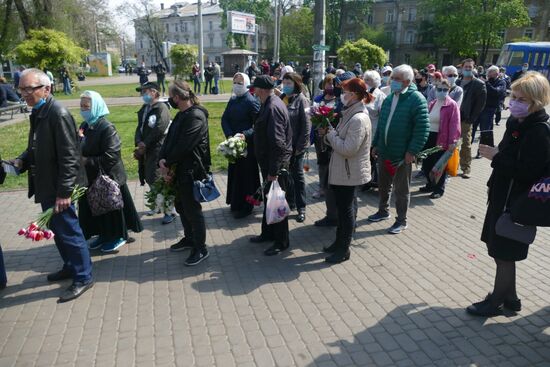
[63, 78, 72, 95]
[472, 107, 496, 147]
[0, 245, 6, 286]
[41, 202, 93, 284]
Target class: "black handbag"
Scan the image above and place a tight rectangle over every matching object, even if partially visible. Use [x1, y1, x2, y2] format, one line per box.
[496, 179, 536, 245]
[86, 167, 124, 216]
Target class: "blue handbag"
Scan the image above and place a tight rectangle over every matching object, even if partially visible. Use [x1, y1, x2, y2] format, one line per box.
[192, 150, 220, 203]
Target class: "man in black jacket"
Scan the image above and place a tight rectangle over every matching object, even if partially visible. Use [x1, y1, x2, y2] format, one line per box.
[248, 75, 293, 256]
[160, 81, 211, 266]
[456, 59, 487, 178]
[12, 68, 93, 302]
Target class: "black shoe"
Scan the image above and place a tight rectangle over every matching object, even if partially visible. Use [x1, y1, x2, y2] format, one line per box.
[184, 248, 209, 266]
[314, 217, 337, 227]
[0, 283, 6, 290]
[419, 185, 434, 193]
[264, 242, 289, 256]
[58, 281, 94, 303]
[296, 212, 306, 223]
[47, 268, 73, 282]
[234, 210, 253, 219]
[325, 249, 350, 264]
[466, 298, 503, 317]
[484, 293, 522, 312]
[430, 192, 443, 199]
[475, 153, 482, 159]
[323, 242, 339, 253]
[250, 235, 273, 243]
[170, 238, 194, 252]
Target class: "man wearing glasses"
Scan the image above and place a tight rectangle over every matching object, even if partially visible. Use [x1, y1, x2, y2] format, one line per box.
[10, 68, 93, 303]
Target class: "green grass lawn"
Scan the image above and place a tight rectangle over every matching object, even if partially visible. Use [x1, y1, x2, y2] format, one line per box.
[0, 102, 228, 191]
[54, 80, 235, 100]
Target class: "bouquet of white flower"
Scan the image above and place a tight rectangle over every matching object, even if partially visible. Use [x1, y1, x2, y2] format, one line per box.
[217, 134, 248, 164]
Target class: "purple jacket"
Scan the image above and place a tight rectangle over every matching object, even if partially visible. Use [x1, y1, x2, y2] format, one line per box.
[429, 96, 461, 150]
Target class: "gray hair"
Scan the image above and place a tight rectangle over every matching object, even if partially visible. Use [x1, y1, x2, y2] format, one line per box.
[442, 65, 458, 76]
[335, 69, 345, 76]
[392, 64, 414, 82]
[363, 70, 381, 88]
[487, 65, 500, 74]
[20, 68, 51, 87]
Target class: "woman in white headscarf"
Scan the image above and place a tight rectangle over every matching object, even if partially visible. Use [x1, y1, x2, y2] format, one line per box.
[221, 73, 262, 218]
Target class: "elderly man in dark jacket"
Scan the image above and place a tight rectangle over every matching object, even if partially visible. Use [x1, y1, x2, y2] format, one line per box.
[456, 58, 487, 178]
[12, 68, 93, 303]
[249, 75, 293, 256]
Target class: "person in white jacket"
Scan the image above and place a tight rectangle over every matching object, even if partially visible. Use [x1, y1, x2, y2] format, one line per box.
[319, 77, 373, 264]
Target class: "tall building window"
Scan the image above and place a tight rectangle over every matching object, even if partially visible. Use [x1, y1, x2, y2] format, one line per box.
[175, 24, 178, 32]
[385, 9, 394, 23]
[166, 24, 169, 33]
[209, 21, 213, 31]
[209, 35, 214, 48]
[182, 22, 188, 32]
[408, 8, 416, 21]
[367, 13, 373, 25]
[524, 28, 534, 39]
[140, 40, 143, 49]
[405, 30, 415, 44]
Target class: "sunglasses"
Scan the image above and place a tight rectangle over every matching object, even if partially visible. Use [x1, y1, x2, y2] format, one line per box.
[436, 88, 449, 92]
[446, 75, 458, 78]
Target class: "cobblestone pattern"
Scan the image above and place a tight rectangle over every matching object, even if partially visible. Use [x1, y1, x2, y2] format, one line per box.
[0, 122, 549, 367]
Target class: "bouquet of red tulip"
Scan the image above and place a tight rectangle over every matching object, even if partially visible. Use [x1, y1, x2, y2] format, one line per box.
[17, 185, 87, 242]
[245, 182, 267, 206]
[309, 105, 337, 128]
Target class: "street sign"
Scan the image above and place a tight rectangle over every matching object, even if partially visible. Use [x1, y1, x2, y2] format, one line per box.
[312, 44, 330, 51]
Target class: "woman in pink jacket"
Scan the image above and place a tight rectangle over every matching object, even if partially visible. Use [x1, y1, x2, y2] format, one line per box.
[419, 79, 461, 198]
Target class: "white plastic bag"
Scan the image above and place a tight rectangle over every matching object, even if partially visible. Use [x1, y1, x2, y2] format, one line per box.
[265, 180, 290, 225]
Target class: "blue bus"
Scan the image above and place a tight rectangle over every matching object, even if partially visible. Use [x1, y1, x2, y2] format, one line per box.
[497, 42, 550, 80]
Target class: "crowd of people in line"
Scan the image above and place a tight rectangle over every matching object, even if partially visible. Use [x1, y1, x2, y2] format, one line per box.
[0, 60, 549, 320]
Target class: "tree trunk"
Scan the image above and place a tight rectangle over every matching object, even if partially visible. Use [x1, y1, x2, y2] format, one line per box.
[0, 0, 14, 46]
[13, 0, 32, 35]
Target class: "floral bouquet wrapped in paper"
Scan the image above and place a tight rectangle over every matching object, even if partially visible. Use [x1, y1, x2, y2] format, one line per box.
[145, 168, 177, 215]
[309, 105, 337, 128]
[217, 134, 248, 164]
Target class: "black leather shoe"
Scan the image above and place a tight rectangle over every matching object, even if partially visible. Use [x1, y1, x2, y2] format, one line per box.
[484, 293, 521, 312]
[296, 212, 306, 223]
[325, 249, 350, 264]
[264, 242, 289, 256]
[419, 185, 433, 193]
[58, 281, 94, 303]
[250, 235, 273, 243]
[466, 298, 503, 317]
[47, 268, 73, 282]
[323, 242, 339, 253]
[314, 217, 337, 227]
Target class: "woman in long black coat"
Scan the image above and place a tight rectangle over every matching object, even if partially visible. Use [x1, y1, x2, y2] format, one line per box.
[78, 91, 143, 253]
[221, 72, 261, 218]
[468, 72, 550, 317]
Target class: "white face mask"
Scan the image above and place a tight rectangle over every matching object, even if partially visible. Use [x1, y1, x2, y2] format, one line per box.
[233, 84, 247, 96]
[340, 94, 351, 106]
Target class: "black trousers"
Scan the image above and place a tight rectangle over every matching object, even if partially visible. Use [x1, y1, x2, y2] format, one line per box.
[261, 172, 290, 246]
[331, 185, 357, 249]
[175, 180, 206, 250]
[286, 152, 307, 211]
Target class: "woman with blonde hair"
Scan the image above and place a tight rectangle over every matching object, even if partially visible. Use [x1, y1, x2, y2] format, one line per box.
[468, 71, 550, 316]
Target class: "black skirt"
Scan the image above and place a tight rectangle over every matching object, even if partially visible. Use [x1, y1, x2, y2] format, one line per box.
[226, 147, 261, 212]
[78, 184, 143, 241]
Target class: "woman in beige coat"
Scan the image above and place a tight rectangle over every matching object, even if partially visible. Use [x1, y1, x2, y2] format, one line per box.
[321, 78, 373, 263]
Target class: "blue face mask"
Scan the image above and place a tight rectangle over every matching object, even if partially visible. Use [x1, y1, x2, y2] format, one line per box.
[390, 80, 403, 93]
[282, 85, 294, 95]
[33, 98, 46, 110]
[381, 76, 390, 85]
[522, 66, 528, 72]
[462, 70, 473, 78]
[436, 91, 448, 100]
[80, 110, 92, 122]
[142, 94, 153, 104]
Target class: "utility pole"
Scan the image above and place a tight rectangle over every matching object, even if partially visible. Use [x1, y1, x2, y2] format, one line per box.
[198, 0, 204, 82]
[255, 24, 259, 61]
[312, 0, 326, 96]
[273, 0, 280, 62]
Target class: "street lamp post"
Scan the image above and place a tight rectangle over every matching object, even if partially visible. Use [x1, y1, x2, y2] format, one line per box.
[198, 0, 204, 82]
[312, 0, 326, 97]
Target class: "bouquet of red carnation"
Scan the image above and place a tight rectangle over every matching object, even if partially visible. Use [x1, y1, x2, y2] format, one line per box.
[309, 105, 337, 128]
[383, 159, 403, 177]
[245, 182, 267, 206]
[17, 185, 87, 242]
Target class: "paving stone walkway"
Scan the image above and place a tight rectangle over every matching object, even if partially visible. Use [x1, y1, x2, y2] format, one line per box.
[0, 121, 549, 367]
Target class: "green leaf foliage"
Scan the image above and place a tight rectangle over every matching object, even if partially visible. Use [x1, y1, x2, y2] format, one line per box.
[280, 8, 314, 61]
[327, 0, 373, 52]
[170, 44, 198, 80]
[419, 0, 530, 64]
[337, 39, 387, 70]
[11, 28, 87, 70]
